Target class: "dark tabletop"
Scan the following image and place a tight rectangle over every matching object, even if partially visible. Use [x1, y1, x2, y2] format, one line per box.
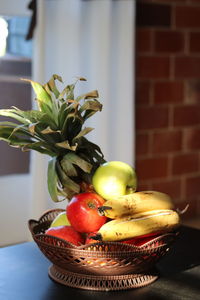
[0, 225, 200, 300]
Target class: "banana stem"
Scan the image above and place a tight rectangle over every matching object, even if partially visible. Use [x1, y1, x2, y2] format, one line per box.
[98, 206, 112, 216]
[90, 233, 102, 241]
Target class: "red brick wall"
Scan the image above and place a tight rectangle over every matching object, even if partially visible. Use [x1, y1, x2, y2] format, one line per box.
[135, 0, 200, 219]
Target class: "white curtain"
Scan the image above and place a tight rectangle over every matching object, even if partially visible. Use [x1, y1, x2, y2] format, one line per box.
[30, 0, 135, 219]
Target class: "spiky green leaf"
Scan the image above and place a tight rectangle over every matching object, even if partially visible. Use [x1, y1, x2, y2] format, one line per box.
[76, 90, 99, 102]
[81, 100, 102, 121]
[45, 74, 63, 98]
[47, 157, 60, 202]
[76, 137, 105, 168]
[12, 109, 46, 123]
[0, 126, 32, 143]
[56, 140, 77, 151]
[22, 142, 56, 156]
[60, 158, 77, 177]
[58, 82, 77, 101]
[61, 114, 83, 141]
[61, 152, 92, 174]
[72, 127, 94, 142]
[56, 160, 80, 195]
[0, 109, 31, 124]
[22, 79, 52, 111]
[41, 126, 61, 135]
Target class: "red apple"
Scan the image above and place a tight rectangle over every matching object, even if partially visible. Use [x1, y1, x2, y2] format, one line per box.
[122, 232, 161, 246]
[45, 225, 84, 246]
[66, 192, 107, 233]
[133, 234, 160, 246]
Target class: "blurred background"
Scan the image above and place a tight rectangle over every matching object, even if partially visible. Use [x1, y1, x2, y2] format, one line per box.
[0, 0, 134, 246]
[0, 0, 199, 247]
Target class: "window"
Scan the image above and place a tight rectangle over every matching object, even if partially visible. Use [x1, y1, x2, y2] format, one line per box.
[6, 16, 32, 58]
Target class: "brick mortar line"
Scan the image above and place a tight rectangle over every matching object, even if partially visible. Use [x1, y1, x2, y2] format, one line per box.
[148, 131, 154, 155]
[138, 1, 200, 7]
[137, 176, 180, 184]
[136, 127, 191, 134]
[183, 29, 188, 54]
[136, 124, 200, 133]
[182, 127, 188, 152]
[137, 76, 200, 81]
[149, 80, 154, 105]
[136, 101, 182, 108]
[136, 101, 200, 107]
[171, 1, 176, 29]
[183, 80, 189, 104]
[168, 105, 174, 128]
[145, 0, 200, 5]
[136, 27, 200, 33]
[167, 153, 173, 178]
[136, 124, 200, 132]
[169, 55, 175, 80]
[181, 175, 188, 200]
[137, 172, 200, 185]
[136, 53, 200, 57]
[136, 78, 197, 82]
[136, 101, 170, 107]
[136, 149, 200, 160]
[136, 131, 200, 141]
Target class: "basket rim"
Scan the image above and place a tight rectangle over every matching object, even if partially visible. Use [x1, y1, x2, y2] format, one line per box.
[28, 209, 178, 256]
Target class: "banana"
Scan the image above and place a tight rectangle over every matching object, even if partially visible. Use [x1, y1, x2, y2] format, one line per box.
[98, 191, 174, 219]
[95, 209, 180, 242]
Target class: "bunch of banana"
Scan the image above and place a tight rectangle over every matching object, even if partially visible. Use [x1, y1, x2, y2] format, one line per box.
[95, 209, 180, 242]
[98, 191, 175, 219]
[95, 191, 180, 242]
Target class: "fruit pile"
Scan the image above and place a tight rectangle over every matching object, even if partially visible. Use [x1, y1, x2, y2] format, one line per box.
[46, 161, 180, 247]
[0, 75, 180, 248]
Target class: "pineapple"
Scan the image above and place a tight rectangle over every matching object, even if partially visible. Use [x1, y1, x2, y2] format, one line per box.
[0, 75, 106, 202]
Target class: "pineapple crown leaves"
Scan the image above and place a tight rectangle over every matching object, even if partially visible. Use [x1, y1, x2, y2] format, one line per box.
[0, 75, 106, 202]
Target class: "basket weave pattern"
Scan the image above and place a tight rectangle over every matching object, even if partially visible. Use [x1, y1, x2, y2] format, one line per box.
[28, 209, 177, 290]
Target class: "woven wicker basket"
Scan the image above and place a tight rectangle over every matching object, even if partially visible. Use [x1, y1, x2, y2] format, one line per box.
[28, 209, 177, 291]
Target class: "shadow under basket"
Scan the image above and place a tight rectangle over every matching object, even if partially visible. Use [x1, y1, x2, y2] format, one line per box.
[28, 209, 177, 291]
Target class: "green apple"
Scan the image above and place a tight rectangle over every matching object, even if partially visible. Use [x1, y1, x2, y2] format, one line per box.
[92, 161, 137, 200]
[50, 211, 70, 228]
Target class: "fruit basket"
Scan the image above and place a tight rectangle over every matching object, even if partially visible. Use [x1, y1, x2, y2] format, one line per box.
[28, 208, 177, 291]
[0, 75, 180, 291]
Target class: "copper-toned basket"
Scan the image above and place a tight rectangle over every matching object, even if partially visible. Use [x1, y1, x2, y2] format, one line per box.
[28, 209, 177, 291]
